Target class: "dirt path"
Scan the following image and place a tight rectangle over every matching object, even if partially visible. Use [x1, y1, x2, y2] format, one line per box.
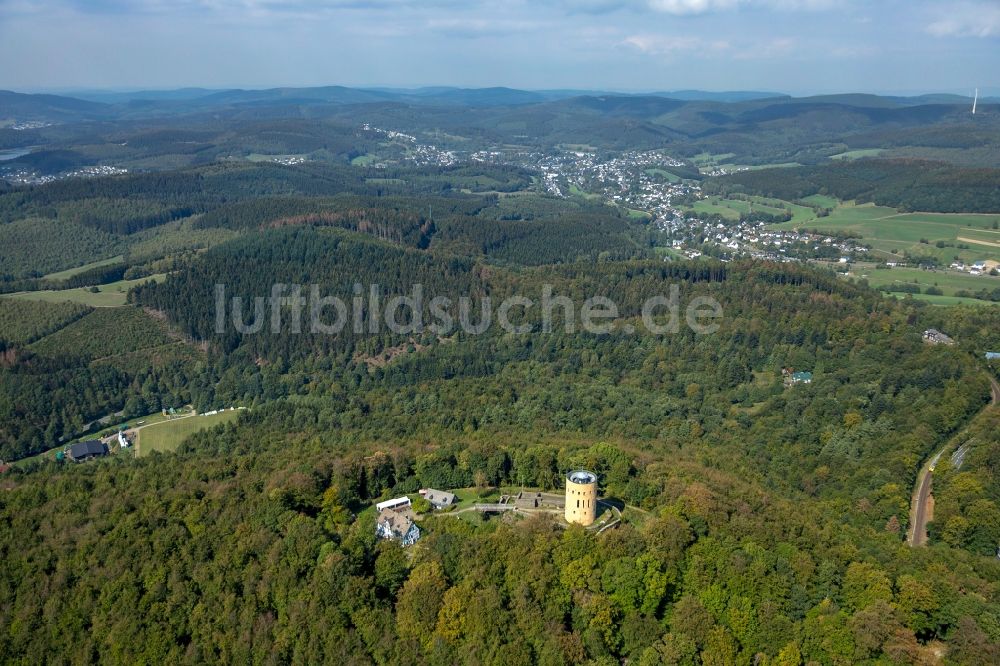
[957, 236, 1000, 249]
[907, 373, 998, 546]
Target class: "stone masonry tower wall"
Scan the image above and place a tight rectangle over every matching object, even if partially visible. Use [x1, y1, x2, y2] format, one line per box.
[565, 470, 598, 526]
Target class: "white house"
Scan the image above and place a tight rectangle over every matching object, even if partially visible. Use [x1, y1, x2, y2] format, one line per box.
[376, 510, 420, 546]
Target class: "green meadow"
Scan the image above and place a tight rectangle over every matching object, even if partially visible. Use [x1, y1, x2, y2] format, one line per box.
[137, 410, 241, 457]
[853, 265, 1000, 297]
[42, 256, 125, 281]
[770, 202, 1000, 264]
[644, 167, 680, 182]
[830, 148, 885, 160]
[3, 274, 168, 307]
[687, 195, 814, 222]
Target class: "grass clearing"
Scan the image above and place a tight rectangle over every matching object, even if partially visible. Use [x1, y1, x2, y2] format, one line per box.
[3, 274, 167, 307]
[568, 184, 601, 200]
[800, 194, 839, 209]
[137, 410, 241, 457]
[831, 148, 885, 160]
[884, 293, 998, 306]
[42, 256, 125, 281]
[644, 168, 680, 182]
[855, 266, 1000, 297]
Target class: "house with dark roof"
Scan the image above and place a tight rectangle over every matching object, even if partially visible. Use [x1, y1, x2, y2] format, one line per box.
[420, 488, 456, 510]
[68, 440, 108, 462]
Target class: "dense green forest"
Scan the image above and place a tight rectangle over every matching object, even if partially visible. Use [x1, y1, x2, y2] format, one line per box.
[3, 371, 1000, 664]
[707, 160, 1000, 213]
[0, 161, 646, 283]
[3, 89, 1000, 664]
[0, 299, 91, 345]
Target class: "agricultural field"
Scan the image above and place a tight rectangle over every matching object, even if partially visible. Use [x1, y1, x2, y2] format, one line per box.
[3, 273, 167, 307]
[136, 409, 241, 457]
[799, 194, 839, 209]
[851, 265, 1000, 300]
[770, 202, 1000, 264]
[687, 195, 814, 222]
[896, 293, 999, 306]
[693, 151, 801, 172]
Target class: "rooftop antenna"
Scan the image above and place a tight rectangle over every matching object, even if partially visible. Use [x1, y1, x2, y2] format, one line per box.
[973, 88, 978, 115]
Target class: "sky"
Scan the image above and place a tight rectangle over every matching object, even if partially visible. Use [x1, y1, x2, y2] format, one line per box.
[0, 0, 998, 94]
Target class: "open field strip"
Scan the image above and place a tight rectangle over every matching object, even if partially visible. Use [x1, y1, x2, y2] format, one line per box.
[136, 409, 241, 457]
[2, 274, 167, 307]
[957, 236, 1000, 249]
[42, 255, 125, 281]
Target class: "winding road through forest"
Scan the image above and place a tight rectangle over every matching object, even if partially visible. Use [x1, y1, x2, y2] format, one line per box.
[907, 373, 1000, 547]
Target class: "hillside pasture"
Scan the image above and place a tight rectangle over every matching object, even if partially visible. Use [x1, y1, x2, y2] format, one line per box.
[3, 273, 167, 307]
[854, 265, 1000, 298]
[687, 195, 808, 222]
[137, 410, 241, 457]
[42, 255, 125, 282]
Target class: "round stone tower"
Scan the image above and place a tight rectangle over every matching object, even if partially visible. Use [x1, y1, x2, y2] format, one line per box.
[565, 470, 598, 526]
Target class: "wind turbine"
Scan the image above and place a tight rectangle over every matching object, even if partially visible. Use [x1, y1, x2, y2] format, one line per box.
[973, 88, 978, 115]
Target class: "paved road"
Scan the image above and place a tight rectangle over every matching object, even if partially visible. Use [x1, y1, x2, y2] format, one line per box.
[908, 456, 938, 547]
[908, 373, 999, 547]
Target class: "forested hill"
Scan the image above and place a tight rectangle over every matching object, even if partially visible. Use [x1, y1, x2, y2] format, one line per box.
[4, 220, 1000, 661]
[3, 84, 1000, 663]
[706, 159, 1000, 213]
[129, 227, 988, 504]
[4, 249, 1000, 662]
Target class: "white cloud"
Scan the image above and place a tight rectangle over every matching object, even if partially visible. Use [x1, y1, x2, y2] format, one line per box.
[647, 0, 738, 14]
[926, 2, 1000, 38]
[732, 36, 796, 59]
[425, 17, 541, 36]
[623, 33, 730, 54]
[647, 0, 836, 15]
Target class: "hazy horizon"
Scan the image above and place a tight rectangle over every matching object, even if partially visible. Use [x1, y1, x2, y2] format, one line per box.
[1, 1, 997, 94]
[6, 84, 999, 100]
